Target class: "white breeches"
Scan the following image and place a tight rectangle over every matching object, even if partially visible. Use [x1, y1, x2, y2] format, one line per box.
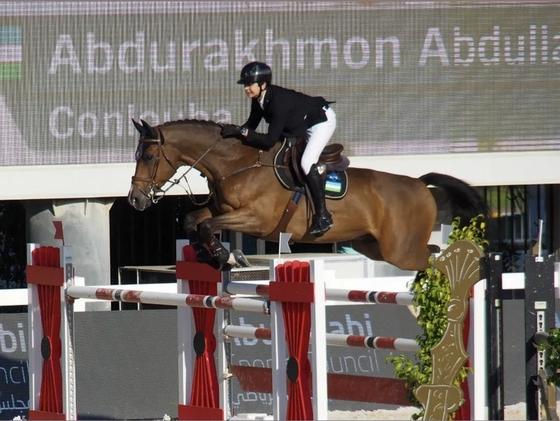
[301, 106, 337, 175]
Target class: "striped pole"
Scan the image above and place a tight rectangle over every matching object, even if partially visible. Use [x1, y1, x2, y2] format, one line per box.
[328, 289, 414, 305]
[65, 285, 268, 314]
[225, 281, 270, 298]
[223, 325, 420, 352]
[225, 281, 414, 305]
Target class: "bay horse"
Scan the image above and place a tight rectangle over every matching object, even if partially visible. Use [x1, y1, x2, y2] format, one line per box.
[127, 119, 486, 271]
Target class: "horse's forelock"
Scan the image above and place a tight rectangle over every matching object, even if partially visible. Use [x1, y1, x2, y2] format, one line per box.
[134, 142, 144, 161]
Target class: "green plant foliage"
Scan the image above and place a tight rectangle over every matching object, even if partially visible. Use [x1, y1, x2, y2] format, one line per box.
[387, 215, 487, 420]
[539, 327, 560, 387]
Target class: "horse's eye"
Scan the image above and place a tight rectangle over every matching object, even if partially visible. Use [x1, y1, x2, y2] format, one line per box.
[144, 154, 153, 162]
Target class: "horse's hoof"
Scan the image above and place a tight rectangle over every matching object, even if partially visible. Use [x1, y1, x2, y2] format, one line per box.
[220, 263, 233, 272]
[428, 244, 441, 254]
[230, 249, 251, 268]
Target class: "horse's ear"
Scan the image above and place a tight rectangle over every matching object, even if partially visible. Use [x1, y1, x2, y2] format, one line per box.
[141, 119, 159, 140]
[132, 119, 144, 135]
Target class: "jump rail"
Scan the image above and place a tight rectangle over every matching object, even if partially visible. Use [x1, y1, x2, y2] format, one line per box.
[65, 285, 269, 313]
[225, 281, 414, 305]
[223, 325, 421, 352]
[26, 239, 487, 421]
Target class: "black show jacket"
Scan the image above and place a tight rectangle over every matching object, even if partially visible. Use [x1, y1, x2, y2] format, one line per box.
[243, 84, 331, 150]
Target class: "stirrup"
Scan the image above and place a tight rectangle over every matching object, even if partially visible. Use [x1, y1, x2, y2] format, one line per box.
[309, 215, 333, 236]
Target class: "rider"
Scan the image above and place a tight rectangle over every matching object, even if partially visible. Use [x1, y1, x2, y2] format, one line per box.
[221, 61, 336, 237]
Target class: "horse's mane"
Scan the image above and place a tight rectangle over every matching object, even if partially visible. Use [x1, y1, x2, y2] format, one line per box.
[159, 119, 221, 129]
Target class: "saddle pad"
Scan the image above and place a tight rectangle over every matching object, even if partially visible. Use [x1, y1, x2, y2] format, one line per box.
[273, 140, 348, 200]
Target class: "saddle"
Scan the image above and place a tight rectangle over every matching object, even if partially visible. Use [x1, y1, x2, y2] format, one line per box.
[274, 137, 350, 199]
[264, 138, 350, 242]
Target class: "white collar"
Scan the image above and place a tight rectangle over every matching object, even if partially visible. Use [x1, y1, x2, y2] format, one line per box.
[258, 89, 267, 109]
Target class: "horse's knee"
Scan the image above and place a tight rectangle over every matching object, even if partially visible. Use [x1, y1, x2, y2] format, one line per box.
[198, 220, 214, 242]
[182, 214, 198, 236]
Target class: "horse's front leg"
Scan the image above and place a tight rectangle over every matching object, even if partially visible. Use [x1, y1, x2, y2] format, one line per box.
[182, 207, 223, 268]
[198, 208, 259, 269]
[183, 207, 214, 241]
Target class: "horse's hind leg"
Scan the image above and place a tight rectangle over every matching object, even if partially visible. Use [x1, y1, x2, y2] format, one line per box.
[381, 234, 433, 271]
[350, 236, 385, 262]
[351, 235, 432, 271]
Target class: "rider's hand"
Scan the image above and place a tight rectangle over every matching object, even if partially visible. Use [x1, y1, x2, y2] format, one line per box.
[221, 124, 243, 138]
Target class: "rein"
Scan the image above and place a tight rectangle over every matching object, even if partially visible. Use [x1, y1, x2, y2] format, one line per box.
[156, 136, 222, 206]
[133, 130, 287, 204]
[213, 150, 287, 189]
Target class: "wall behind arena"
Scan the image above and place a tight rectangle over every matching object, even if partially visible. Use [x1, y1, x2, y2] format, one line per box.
[1, 1, 559, 200]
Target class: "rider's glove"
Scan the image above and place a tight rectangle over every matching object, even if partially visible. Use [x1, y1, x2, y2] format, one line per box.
[221, 124, 243, 138]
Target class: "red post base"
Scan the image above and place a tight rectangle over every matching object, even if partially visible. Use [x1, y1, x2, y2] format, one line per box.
[178, 404, 224, 420]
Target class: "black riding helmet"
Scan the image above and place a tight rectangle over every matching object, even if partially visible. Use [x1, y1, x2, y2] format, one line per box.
[237, 61, 272, 85]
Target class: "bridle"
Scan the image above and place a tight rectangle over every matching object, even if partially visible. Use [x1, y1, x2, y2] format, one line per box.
[131, 130, 221, 206]
[131, 136, 172, 204]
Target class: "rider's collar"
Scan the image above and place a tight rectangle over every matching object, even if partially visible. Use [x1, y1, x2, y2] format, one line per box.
[258, 89, 267, 109]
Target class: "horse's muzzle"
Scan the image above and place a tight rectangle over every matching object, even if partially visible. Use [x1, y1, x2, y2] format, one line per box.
[127, 185, 152, 211]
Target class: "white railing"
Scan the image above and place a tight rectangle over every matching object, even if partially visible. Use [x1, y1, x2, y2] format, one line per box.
[0, 277, 177, 311]
[3, 269, 558, 310]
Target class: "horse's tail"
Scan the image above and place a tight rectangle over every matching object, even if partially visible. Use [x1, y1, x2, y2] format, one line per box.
[419, 172, 488, 227]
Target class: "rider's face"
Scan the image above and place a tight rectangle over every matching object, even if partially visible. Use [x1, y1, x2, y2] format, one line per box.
[244, 82, 264, 100]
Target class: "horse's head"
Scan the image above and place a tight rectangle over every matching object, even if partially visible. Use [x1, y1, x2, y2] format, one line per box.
[127, 119, 180, 211]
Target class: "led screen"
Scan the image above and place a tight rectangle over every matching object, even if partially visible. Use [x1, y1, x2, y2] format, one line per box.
[1, 1, 559, 166]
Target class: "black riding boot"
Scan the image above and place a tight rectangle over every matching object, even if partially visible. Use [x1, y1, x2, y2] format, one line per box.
[306, 164, 333, 236]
